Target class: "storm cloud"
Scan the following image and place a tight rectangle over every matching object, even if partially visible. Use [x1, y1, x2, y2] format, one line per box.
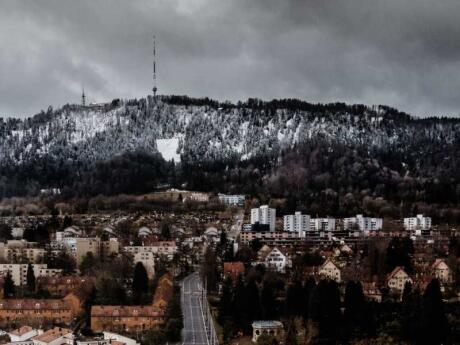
[1, 0, 460, 117]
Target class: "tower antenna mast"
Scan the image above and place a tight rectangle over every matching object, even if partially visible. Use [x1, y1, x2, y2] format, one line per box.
[152, 35, 157, 101]
[81, 87, 86, 107]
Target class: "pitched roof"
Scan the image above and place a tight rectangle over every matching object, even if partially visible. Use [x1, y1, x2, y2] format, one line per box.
[0, 298, 72, 310]
[387, 266, 409, 280]
[32, 327, 72, 344]
[91, 305, 163, 317]
[9, 326, 34, 336]
[223, 262, 245, 273]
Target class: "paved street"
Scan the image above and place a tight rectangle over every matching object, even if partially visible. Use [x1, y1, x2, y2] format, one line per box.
[181, 273, 208, 345]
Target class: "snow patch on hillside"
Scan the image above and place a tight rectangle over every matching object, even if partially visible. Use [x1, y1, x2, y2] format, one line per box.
[156, 138, 181, 162]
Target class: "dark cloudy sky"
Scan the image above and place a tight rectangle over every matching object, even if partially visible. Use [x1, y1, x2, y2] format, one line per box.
[1, 0, 460, 118]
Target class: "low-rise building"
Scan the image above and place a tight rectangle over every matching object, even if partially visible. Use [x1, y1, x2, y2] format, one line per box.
[133, 252, 156, 279]
[36, 276, 95, 297]
[318, 259, 341, 282]
[387, 266, 412, 293]
[91, 274, 173, 333]
[8, 326, 38, 342]
[431, 259, 451, 284]
[260, 247, 291, 273]
[0, 293, 82, 328]
[32, 327, 73, 345]
[252, 321, 284, 343]
[223, 262, 245, 282]
[0, 264, 62, 286]
[218, 193, 245, 206]
[124, 241, 177, 260]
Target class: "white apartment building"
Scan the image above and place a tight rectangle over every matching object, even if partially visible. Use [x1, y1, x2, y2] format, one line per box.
[133, 252, 156, 278]
[218, 193, 245, 205]
[404, 214, 432, 231]
[344, 214, 383, 232]
[310, 218, 336, 232]
[251, 205, 276, 231]
[124, 241, 178, 260]
[283, 212, 310, 237]
[0, 264, 62, 286]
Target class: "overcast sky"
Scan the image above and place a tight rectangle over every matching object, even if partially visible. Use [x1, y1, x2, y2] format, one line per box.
[1, 0, 460, 118]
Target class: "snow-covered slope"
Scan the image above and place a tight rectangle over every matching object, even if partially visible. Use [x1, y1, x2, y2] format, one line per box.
[0, 96, 459, 168]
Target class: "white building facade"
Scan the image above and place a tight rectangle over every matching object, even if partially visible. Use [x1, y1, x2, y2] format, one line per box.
[283, 212, 310, 237]
[310, 218, 336, 232]
[218, 193, 245, 205]
[344, 214, 383, 232]
[251, 205, 276, 231]
[404, 214, 432, 231]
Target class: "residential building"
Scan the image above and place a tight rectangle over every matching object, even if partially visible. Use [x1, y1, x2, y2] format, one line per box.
[283, 212, 310, 237]
[318, 259, 341, 282]
[239, 231, 305, 246]
[404, 214, 432, 232]
[124, 241, 177, 260]
[75, 238, 119, 266]
[387, 266, 412, 293]
[218, 193, 245, 206]
[0, 293, 82, 327]
[32, 327, 73, 345]
[223, 262, 245, 282]
[343, 215, 383, 232]
[133, 252, 156, 278]
[310, 218, 335, 232]
[252, 321, 284, 343]
[36, 276, 95, 297]
[431, 259, 451, 284]
[8, 326, 38, 342]
[0, 264, 62, 286]
[91, 274, 173, 332]
[76, 332, 140, 345]
[251, 205, 276, 231]
[91, 305, 164, 333]
[0, 240, 46, 263]
[261, 247, 291, 273]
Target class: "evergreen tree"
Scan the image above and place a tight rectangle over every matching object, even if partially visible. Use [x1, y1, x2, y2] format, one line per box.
[285, 320, 298, 345]
[79, 252, 97, 275]
[418, 279, 450, 344]
[218, 277, 233, 324]
[247, 279, 261, 322]
[309, 280, 341, 342]
[233, 275, 248, 331]
[344, 281, 366, 339]
[400, 282, 421, 342]
[0, 223, 12, 241]
[285, 279, 303, 317]
[302, 277, 316, 321]
[132, 262, 149, 303]
[161, 221, 171, 240]
[3, 271, 15, 298]
[26, 263, 36, 292]
[261, 280, 277, 320]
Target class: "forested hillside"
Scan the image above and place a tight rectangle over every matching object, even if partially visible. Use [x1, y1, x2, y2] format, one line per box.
[1, 96, 459, 219]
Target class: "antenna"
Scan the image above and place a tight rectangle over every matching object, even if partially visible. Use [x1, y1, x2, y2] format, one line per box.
[81, 87, 86, 107]
[152, 35, 158, 101]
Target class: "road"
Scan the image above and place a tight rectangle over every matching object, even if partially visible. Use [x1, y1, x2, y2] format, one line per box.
[181, 273, 209, 345]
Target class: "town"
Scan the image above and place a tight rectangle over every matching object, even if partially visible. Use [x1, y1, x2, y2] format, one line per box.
[0, 190, 458, 345]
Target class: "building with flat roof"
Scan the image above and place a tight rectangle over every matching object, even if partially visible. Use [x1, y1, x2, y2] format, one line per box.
[251, 205, 276, 231]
